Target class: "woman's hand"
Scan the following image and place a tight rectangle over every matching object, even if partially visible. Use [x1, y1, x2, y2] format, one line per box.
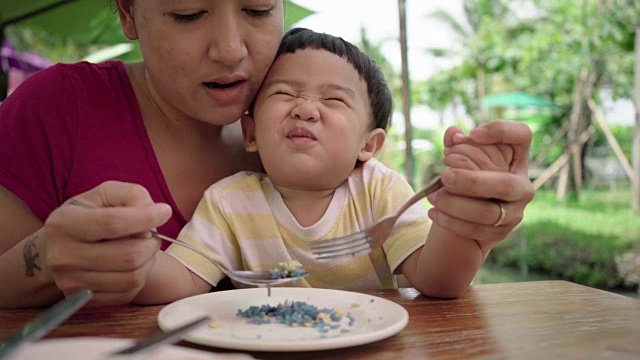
[42, 181, 172, 305]
[441, 126, 513, 172]
[429, 120, 535, 253]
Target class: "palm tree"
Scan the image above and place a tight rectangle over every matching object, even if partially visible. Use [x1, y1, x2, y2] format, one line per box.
[424, 0, 512, 125]
[397, 0, 414, 186]
[357, 27, 399, 101]
[355, 25, 409, 179]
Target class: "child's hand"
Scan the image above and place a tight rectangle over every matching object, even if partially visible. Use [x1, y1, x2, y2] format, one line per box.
[441, 127, 513, 173]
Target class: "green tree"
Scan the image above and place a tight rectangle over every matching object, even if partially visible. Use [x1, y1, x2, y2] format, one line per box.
[423, 0, 513, 124]
[419, 0, 639, 201]
[356, 27, 400, 107]
[502, 0, 638, 199]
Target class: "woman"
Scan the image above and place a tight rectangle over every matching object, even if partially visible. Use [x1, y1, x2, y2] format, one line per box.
[0, 0, 534, 307]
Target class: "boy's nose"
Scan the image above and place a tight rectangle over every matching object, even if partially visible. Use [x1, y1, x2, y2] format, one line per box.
[291, 98, 320, 121]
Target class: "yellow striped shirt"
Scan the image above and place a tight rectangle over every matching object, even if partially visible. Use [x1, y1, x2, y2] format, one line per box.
[167, 158, 430, 290]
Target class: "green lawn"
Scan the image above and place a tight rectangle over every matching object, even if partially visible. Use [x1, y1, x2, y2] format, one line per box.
[523, 189, 640, 247]
[486, 187, 640, 294]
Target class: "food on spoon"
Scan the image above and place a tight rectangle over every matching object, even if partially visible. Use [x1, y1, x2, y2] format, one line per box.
[269, 260, 307, 279]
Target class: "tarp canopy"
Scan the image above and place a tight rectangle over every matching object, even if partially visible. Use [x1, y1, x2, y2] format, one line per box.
[0, 0, 110, 42]
[483, 91, 558, 108]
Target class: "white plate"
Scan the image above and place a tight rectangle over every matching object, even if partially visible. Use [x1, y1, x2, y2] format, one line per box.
[5, 337, 255, 360]
[158, 287, 409, 352]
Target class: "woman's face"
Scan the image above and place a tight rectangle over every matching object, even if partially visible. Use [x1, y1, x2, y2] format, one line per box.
[118, 0, 284, 126]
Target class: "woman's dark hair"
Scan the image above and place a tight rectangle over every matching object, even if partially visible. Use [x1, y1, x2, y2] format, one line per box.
[273, 27, 393, 131]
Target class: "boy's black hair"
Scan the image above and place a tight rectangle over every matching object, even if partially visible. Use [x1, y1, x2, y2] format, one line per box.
[267, 27, 393, 131]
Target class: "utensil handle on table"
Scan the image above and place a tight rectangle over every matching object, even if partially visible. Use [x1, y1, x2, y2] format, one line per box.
[0, 289, 93, 358]
[108, 316, 211, 356]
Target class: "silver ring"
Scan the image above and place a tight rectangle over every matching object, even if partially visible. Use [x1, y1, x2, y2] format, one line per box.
[492, 201, 506, 227]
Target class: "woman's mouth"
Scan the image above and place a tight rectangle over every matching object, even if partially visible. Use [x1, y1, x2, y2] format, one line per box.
[203, 80, 243, 89]
[202, 80, 246, 104]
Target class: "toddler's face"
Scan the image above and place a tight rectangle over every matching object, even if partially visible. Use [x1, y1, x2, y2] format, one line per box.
[244, 48, 378, 190]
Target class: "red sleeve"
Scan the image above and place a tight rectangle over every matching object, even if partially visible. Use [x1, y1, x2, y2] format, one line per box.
[0, 64, 79, 221]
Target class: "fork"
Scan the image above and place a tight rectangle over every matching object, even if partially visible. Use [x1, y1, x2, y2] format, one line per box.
[309, 175, 444, 260]
[68, 199, 307, 287]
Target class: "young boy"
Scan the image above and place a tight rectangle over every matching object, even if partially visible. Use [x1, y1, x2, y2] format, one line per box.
[134, 28, 510, 304]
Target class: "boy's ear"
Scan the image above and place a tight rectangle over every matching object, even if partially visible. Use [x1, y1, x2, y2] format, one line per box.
[116, 0, 138, 40]
[240, 114, 258, 152]
[358, 128, 386, 162]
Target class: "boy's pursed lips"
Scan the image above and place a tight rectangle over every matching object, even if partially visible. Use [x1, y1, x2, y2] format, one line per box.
[286, 126, 317, 140]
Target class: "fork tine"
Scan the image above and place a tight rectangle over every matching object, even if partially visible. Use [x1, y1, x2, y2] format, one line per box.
[313, 241, 374, 260]
[312, 234, 372, 253]
[308, 231, 369, 249]
[312, 235, 373, 259]
[311, 176, 444, 261]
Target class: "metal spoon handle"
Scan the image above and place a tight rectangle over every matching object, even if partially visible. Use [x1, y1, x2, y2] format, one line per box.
[149, 231, 236, 281]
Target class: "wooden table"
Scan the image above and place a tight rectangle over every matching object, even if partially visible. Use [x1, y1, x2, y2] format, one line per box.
[1, 281, 639, 359]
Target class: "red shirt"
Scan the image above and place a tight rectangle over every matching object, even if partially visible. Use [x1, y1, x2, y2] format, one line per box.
[0, 60, 184, 249]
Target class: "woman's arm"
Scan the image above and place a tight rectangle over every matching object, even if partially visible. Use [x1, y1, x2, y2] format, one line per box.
[0, 182, 172, 308]
[434, 121, 535, 253]
[0, 186, 62, 307]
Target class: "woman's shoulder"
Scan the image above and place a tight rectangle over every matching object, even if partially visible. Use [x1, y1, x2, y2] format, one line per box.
[22, 60, 125, 84]
[50, 59, 126, 75]
[53, 60, 128, 90]
[6, 60, 128, 103]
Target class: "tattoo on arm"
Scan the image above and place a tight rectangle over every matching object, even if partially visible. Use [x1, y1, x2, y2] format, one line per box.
[23, 234, 42, 277]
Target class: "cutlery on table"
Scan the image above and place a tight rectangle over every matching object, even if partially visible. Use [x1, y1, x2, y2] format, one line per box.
[310, 175, 444, 259]
[68, 199, 307, 287]
[105, 316, 211, 359]
[0, 288, 93, 358]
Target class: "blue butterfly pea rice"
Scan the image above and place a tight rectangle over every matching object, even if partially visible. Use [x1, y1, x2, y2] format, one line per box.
[237, 299, 353, 333]
[269, 260, 308, 279]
